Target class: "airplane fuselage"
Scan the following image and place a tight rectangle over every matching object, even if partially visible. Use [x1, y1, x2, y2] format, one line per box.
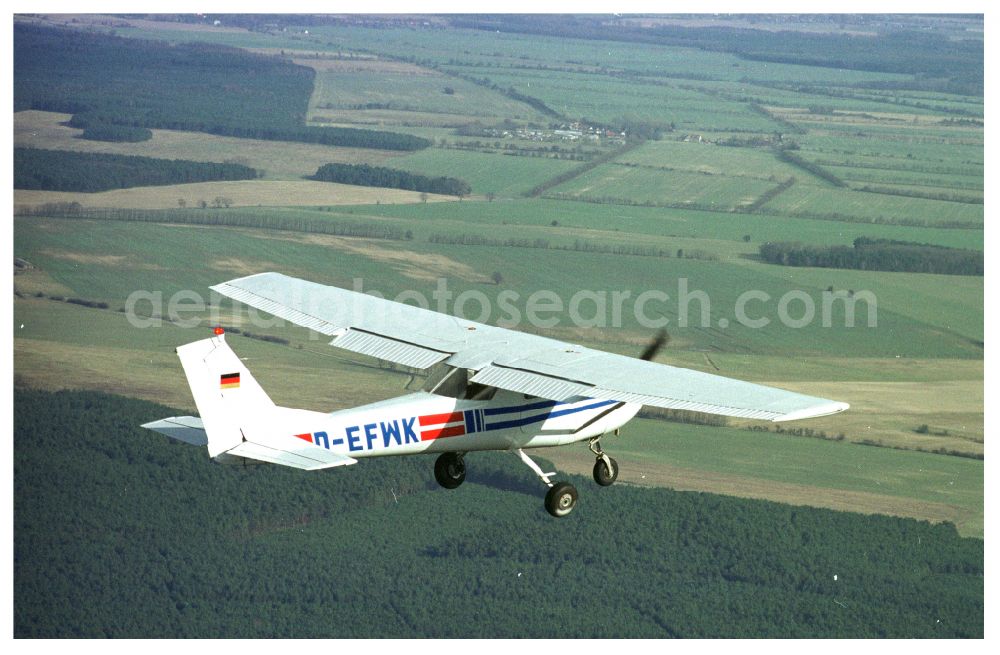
[228, 390, 641, 464]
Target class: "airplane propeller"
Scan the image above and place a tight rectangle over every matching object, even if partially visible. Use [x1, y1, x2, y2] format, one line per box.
[639, 328, 670, 361]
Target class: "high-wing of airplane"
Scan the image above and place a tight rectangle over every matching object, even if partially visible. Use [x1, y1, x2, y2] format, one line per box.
[144, 272, 848, 517]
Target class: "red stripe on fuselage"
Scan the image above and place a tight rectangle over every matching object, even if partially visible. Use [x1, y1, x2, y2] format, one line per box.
[294, 433, 312, 443]
[421, 425, 466, 440]
[419, 411, 464, 427]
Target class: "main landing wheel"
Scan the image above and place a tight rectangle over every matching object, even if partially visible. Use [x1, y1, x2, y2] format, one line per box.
[593, 457, 619, 487]
[544, 482, 579, 517]
[434, 452, 466, 489]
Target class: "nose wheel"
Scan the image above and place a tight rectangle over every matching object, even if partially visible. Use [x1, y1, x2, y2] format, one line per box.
[593, 456, 619, 486]
[589, 437, 619, 486]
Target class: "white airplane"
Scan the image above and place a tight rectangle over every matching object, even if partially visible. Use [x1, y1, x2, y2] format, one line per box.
[144, 272, 848, 517]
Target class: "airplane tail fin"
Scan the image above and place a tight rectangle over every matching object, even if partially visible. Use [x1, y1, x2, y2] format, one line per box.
[143, 331, 357, 471]
[174, 331, 275, 458]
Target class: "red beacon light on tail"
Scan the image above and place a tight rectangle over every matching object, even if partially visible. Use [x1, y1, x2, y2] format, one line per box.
[213, 326, 225, 336]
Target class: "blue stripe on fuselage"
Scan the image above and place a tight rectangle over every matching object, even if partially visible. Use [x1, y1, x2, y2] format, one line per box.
[483, 399, 558, 416]
[484, 399, 616, 431]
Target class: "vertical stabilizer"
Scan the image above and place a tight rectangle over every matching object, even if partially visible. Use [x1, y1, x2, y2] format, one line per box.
[175, 333, 275, 457]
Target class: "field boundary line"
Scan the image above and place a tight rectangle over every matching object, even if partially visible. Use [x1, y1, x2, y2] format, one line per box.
[525, 140, 643, 198]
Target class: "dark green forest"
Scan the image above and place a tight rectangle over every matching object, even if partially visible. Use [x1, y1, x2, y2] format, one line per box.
[759, 237, 984, 276]
[14, 388, 982, 637]
[80, 124, 153, 143]
[14, 24, 430, 152]
[311, 163, 473, 197]
[14, 148, 258, 193]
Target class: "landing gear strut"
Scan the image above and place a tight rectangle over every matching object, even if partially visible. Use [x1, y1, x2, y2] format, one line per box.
[515, 449, 579, 518]
[589, 436, 619, 486]
[434, 452, 466, 489]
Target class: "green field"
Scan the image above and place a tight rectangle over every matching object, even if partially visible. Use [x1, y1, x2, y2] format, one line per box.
[13, 15, 984, 544]
[343, 198, 985, 250]
[448, 67, 786, 131]
[760, 183, 983, 225]
[14, 216, 983, 356]
[304, 59, 550, 123]
[391, 148, 581, 197]
[550, 163, 778, 209]
[828, 165, 984, 192]
[617, 139, 804, 179]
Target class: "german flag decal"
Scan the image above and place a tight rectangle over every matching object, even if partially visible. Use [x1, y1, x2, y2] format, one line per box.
[220, 372, 241, 389]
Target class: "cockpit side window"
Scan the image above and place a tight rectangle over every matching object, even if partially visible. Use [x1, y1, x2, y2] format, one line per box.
[422, 364, 497, 400]
[434, 367, 469, 398]
[421, 363, 454, 393]
[464, 382, 497, 401]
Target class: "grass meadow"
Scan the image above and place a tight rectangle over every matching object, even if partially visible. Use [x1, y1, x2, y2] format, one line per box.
[550, 164, 777, 209]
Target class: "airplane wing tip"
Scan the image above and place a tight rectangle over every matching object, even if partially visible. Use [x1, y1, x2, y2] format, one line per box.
[773, 401, 850, 423]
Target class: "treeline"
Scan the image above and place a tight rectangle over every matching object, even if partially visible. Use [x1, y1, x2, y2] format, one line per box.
[774, 147, 846, 187]
[225, 328, 291, 347]
[429, 233, 719, 262]
[80, 124, 153, 143]
[546, 190, 981, 230]
[757, 81, 983, 119]
[745, 424, 845, 442]
[856, 438, 984, 461]
[757, 208, 981, 230]
[19, 290, 110, 310]
[807, 157, 982, 179]
[743, 177, 796, 213]
[430, 234, 553, 249]
[759, 237, 983, 276]
[746, 103, 807, 135]
[853, 184, 983, 205]
[14, 148, 258, 193]
[14, 24, 428, 151]
[14, 205, 410, 241]
[638, 407, 729, 427]
[443, 140, 598, 162]
[13, 388, 983, 637]
[715, 134, 787, 148]
[311, 163, 471, 197]
[526, 141, 641, 197]
[429, 233, 715, 260]
[68, 112, 431, 151]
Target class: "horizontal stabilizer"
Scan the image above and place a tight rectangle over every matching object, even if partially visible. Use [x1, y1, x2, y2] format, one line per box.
[142, 416, 208, 446]
[227, 435, 357, 471]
